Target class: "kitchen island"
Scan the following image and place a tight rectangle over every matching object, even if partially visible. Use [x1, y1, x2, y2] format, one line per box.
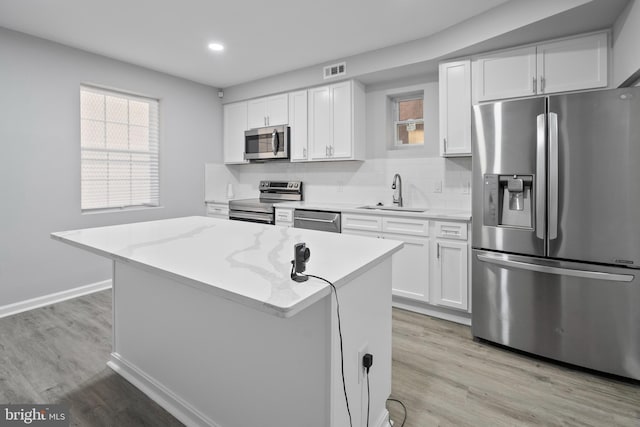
[51, 216, 402, 427]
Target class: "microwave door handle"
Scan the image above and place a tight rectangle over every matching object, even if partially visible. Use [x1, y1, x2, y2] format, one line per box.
[272, 129, 279, 155]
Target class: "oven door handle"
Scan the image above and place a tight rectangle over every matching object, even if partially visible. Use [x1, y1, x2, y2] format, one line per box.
[229, 211, 273, 224]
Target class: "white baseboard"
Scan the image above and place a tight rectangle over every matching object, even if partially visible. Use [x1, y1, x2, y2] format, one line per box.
[0, 279, 112, 319]
[108, 353, 219, 427]
[392, 297, 472, 326]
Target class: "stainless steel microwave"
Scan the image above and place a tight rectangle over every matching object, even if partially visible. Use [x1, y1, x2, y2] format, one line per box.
[244, 125, 289, 161]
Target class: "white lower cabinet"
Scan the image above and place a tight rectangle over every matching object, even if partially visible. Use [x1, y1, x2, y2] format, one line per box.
[342, 213, 430, 302]
[431, 221, 470, 312]
[432, 239, 468, 310]
[206, 202, 229, 220]
[387, 233, 430, 302]
[343, 213, 471, 320]
[275, 207, 294, 227]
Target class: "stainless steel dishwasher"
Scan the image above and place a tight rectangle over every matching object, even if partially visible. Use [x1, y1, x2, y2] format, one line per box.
[293, 209, 341, 233]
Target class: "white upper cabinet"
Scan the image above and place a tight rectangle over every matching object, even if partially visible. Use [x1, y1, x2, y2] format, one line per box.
[473, 46, 537, 102]
[288, 90, 308, 162]
[247, 94, 288, 129]
[536, 32, 608, 94]
[308, 85, 332, 160]
[439, 60, 472, 157]
[473, 32, 608, 102]
[223, 101, 248, 164]
[308, 80, 365, 161]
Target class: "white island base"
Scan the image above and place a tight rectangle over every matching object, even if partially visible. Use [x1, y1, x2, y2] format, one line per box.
[53, 217, 399, 427]
[109, 259, 391, 427]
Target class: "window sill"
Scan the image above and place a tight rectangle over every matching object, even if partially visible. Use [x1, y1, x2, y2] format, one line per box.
[81, 205, 163, 215]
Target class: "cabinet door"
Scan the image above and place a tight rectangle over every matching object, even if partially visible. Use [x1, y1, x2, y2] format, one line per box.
[474, 46, 537, 102]
[439, 60, 471, 156]
[387, 233, 430, 302]
[536, 33, 608, 94]
[289, 90, 308, 161]
[433, 240, 468, 310]
[266, 94, 289, 126]
[330, 81, 353, 159]
[308, 86, 332, 160]
[223, 102, 248, 164]
[247, 98, 267, 129]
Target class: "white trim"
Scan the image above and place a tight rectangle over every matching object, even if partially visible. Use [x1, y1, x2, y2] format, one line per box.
[107, 353, 219, 427]
[392, 297, 471, 326]
[375, 409, 391, 427]
[0, 280, 112, 319]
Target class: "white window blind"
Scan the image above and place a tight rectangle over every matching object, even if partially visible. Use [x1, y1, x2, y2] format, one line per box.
[80, 86, 159, 211]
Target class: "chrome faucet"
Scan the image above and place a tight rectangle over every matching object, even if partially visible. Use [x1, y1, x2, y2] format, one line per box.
[392, 174, 403, 207]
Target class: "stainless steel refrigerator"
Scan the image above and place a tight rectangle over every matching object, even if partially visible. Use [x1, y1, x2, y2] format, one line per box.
[471, 86, 640, 380]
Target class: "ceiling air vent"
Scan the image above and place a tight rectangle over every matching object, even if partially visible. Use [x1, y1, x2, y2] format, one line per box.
[323, 62, 346, 80]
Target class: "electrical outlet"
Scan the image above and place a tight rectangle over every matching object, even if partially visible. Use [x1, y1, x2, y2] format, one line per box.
[434, 180, 442, 193]
[357, 344, 369, 384]
[462, 181, 470, 194]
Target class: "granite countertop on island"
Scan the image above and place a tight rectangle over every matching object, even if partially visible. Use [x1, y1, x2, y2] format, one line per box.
[51, 216, 402, 318]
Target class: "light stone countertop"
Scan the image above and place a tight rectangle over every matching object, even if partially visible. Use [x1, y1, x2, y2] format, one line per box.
[51, 216, 402, 318]
[276, 201, 472, 221]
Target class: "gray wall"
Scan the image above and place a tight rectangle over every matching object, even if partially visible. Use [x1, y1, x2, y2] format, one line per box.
[613, 0, 640, 86]
[222, 0, 592, 102]
[0, 28, 221, 307]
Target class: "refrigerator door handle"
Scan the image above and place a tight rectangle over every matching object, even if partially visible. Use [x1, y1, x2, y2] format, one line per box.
[536, 114, 546, 240]
[477, 253, 634, 282]
[548, 112, 559, 240]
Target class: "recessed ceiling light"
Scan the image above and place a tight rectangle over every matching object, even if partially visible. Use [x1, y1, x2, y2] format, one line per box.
[208, 43, 225, 52]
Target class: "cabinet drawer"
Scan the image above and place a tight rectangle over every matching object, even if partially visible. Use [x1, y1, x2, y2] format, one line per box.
[434, 221, 468, 240]
[275, 208, 293, 223]
[382, 217, 429, 237]
[342, 214, 382, 232]
[206, 204, 229, 218]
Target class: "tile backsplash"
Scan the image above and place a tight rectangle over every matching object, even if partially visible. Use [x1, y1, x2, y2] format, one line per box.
[205, 157, 471, 210]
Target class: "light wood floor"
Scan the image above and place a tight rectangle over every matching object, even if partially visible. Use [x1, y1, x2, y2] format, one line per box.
[0, 291, 638, 426]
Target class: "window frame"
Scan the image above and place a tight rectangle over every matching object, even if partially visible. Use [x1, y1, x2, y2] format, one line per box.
[391, 92, 425, 147]
[80, 85, 160, 213]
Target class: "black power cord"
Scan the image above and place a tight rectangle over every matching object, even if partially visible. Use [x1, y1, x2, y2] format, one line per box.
[363, 353, 373, 427]
[387, 398, 407, 427]
[303, 273, 353, 427]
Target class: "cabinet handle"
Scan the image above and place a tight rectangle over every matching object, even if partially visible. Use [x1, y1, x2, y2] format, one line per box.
[325, 146, 329, 157]
[540, 76, 545, 93]
[303, 147, 307, 158]
[443, 138, 447, 153]
[330, 146, 334, 157]
[533, 77, 537, 94]
[437, 243, 440, 258]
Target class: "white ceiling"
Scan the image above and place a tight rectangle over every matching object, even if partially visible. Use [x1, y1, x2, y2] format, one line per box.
[0, 0, 510, 88]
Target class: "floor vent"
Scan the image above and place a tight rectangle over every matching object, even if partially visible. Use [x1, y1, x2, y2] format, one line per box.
[323, 62, 346, 79]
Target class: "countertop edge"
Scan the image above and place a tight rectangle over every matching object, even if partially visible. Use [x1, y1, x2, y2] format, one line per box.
[51, 230, 403, 318]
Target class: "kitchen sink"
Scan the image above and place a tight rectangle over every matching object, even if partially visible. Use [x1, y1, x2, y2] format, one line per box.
[357, 205, 427, 213]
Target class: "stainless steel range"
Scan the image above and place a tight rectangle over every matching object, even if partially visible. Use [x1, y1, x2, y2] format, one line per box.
[229, 180, 303, 224]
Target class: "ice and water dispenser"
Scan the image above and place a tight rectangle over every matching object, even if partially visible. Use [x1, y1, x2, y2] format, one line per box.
[483, 174, 534, 228]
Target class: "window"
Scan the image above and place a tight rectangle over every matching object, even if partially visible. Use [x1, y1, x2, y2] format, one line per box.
[392, 94, 424, 146]
[80, 86, 159, 211]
